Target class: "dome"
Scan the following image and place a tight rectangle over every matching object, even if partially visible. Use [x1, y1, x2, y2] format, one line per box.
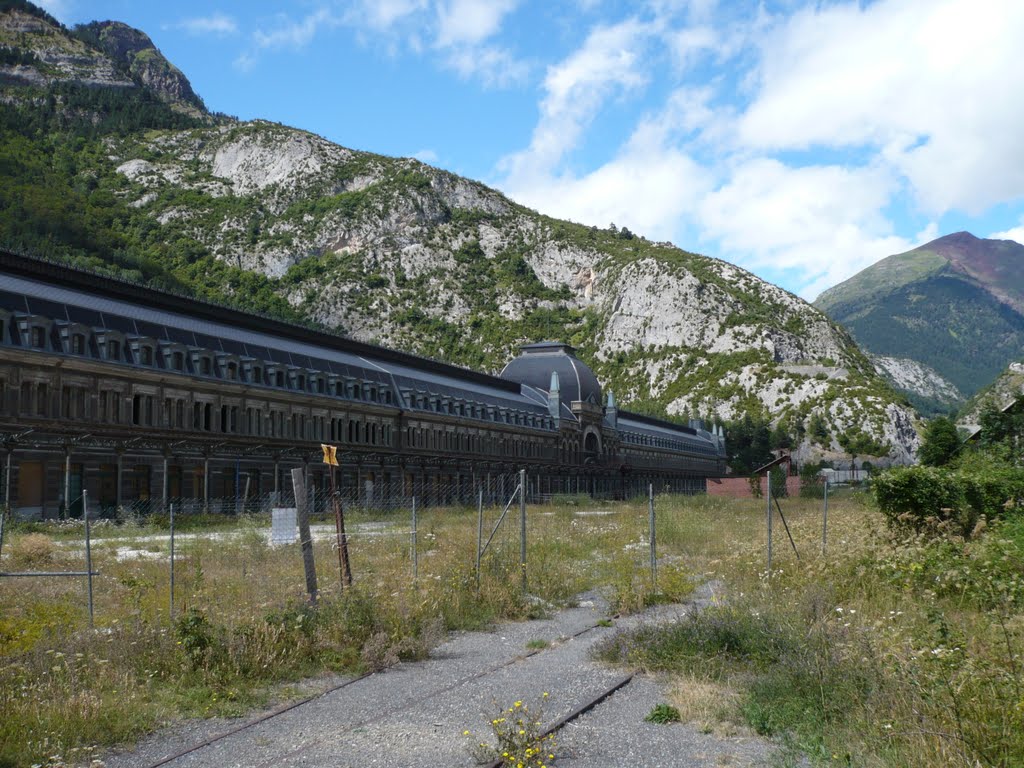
[499, 341, 603, 406]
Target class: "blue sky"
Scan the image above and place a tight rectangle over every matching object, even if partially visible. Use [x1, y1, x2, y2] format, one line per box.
[40, 0, 1024, 300]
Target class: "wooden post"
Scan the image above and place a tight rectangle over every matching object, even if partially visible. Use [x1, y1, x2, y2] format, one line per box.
[291, 467, 318, 603]
[329, 465, 352, 589]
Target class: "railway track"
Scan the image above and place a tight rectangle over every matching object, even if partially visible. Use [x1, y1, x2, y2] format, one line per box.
[125, 602, 637, 768]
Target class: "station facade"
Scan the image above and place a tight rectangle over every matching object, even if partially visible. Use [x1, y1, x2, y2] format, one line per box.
[0, 251, 726, 518]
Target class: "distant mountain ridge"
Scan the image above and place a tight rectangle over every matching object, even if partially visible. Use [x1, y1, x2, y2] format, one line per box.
[816, 232, 1024, 412]
[0, 1, 922, 463]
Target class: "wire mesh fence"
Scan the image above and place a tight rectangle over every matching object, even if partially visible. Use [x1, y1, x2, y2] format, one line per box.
[0, 470, 841, 647]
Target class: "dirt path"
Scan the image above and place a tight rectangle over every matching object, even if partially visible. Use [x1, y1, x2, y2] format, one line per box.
[104, 584, 776, 768]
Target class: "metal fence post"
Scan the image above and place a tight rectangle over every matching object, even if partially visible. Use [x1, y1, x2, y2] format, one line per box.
[83, 489, 94, 628]
[765, 470, 773, 578]
[519, 468, 527, 593]
[411, 495, 418, 581]
[649, 483, 656, 590]
[169, 502, 176, 619]
[475, 487, 483, 589]
[822, 478, 829, 557]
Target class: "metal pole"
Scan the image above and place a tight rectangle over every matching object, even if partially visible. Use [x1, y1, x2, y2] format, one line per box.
[765, 471, 773, 577]
[83, 489, 94, 628]
[162, 455, 169, 514]
[649, 483, 656, 589]
[116, 452, 123, 509]
[4, 450, 11, 509]
[169, 502, 176, 619]
[519, 468, 527, 593]
[411, 495, 418, 581]
[822, 478, 829, 557]
[203, 457, 210, 513]
[476, 487, 484, 588]
[64, 450, 71, 520]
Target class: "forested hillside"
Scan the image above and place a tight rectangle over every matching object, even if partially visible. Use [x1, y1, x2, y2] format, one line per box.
[0, 0, 921, 462]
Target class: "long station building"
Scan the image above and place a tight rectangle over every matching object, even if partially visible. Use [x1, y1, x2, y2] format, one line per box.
[0, 250, 726, 518]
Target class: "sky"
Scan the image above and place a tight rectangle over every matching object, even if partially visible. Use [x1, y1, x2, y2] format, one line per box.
[38, 0, 1024, 301]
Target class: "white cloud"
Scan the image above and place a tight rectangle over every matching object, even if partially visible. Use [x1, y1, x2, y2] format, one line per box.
[738, 0, 1024, 215]
[443, 44, 529, 87]
[697, 159, 922, 299]
[502, 87, 713, 241]
[413, 148, 439, 163]
[435, 0, 519, 47]
[253, 8, 338, 50]
[352, 0, 429, 30]
[500, 19, 652, 182]
[177, 13, 238, 37]
[990, 219, 1024, 247]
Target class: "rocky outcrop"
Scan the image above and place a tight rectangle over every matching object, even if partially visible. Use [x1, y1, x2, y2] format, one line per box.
[873, 356, 963, 404]
[79, 21, 204, 111]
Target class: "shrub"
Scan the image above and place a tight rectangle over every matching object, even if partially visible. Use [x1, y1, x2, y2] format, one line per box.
[873, 465, 1024, 537]
[8, 533, 57, 567]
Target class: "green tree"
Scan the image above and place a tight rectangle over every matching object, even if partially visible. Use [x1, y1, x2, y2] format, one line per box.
[725, 413, 774, 476]
[838, 428, 888, 480]
[918, 416, 961, 467]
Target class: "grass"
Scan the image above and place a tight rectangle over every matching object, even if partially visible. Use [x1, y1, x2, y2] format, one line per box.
[0, 495, 698, 767]
[8, 490, 1023, 768]
[596, 491, 1024, 767]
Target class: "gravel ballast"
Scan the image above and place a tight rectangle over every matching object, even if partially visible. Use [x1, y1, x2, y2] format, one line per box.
[104, 585, 776, 768]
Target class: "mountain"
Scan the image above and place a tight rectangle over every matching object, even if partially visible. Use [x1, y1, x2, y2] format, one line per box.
[957, 360, 1024, 431]
[0, 1, 920, 463]
[816, 232, 1024, 413]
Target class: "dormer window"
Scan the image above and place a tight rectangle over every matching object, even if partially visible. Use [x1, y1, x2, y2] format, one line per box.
[275, 370, 285, 387]
[108, 339, 121, 359]
[140, 346, 153, 365]
[226, 362, 238, 380]
[252, 366, 262, 383]
[71, 334, 85, 354]
[189, 349, 213, 376]
[173, 352, 184, 370]
[31, 327, 45, 349]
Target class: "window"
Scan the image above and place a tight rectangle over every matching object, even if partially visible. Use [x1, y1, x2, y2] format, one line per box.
[226, 362, 238, 380]
[200, 357, 212, 375]
[108, 339, 120, 360]
[275, 371, 285, 387]
[71, 334, 85, 355]
[140, 346, 153, 365]
[252, 366, 262, 383]
[35, 383, 47, 416]
[172, 351, 184, 371]
[31, 327, 45, 349]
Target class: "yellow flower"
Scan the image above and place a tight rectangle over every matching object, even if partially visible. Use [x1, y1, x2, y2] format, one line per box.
[463, 730, 470, 736]
[542, 691, 549, 697]
[514, 700, 523, 708]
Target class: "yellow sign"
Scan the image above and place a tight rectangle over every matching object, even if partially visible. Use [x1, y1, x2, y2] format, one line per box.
[321, 443, 338, 466]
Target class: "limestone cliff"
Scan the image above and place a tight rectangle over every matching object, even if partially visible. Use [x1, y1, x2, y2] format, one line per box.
[0, 2, 920, 464]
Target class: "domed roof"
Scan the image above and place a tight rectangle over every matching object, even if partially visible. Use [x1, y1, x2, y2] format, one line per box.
[499, 341, 602, 406]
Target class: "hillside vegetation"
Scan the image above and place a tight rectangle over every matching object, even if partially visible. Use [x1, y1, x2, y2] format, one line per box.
[816, 233, 1024, 409]
[0, 1, 919, 462]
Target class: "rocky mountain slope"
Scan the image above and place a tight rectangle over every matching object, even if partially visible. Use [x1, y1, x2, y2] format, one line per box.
[0, 1, 920, 463]
[816, 232, 1024, 413]
[957, 361, 1024, 431]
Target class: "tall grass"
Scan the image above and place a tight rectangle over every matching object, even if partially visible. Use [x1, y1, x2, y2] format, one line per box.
[597, 493, 1024, 767]
[0, 497, 691, 767]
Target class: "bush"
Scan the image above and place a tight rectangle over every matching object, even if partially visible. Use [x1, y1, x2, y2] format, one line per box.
[873, 465, 1024, 537]
[8, 533, 57, 567]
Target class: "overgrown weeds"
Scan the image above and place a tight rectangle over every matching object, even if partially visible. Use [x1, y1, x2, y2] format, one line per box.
[597, 495, 1024, 767]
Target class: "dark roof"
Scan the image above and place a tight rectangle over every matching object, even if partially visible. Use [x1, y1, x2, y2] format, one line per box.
[0, 249, 522, 393]
[499, 341, 602, 406]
